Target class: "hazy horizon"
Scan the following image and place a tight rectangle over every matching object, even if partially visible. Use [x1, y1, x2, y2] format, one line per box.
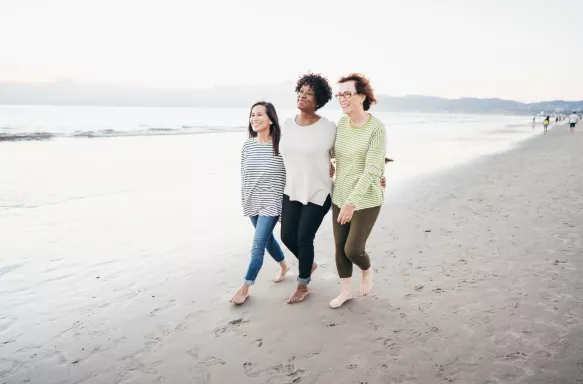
[1, 0, 582, 102]
[0, 76, 583, 104]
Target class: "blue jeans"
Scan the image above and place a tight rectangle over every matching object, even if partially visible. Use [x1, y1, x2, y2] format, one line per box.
[244, 216, 285, 285]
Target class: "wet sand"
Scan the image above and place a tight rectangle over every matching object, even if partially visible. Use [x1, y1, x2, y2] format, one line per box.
[1, 124, 582, 383]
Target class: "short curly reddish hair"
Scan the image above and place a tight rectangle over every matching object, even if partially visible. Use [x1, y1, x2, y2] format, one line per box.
[338, 73, 377, 111]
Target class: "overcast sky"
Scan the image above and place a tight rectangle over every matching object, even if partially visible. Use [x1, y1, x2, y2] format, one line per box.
[1, 0, 581, 102]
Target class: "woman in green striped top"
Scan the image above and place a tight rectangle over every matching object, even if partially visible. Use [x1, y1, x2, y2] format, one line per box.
[330, 73, 386, 309]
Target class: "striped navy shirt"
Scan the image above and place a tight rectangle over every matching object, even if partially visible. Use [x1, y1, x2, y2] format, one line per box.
[240, 139, 286, 217]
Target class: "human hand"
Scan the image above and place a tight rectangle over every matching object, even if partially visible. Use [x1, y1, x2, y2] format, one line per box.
[329, 163, 335, 177]
[337, 203, 355, 225]
[380, 177, 386, 189]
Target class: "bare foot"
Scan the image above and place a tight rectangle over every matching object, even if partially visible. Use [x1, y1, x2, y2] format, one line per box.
[273, 263, 290, 283]
[329, 291, 353, 309]
[230, 286, 249, 305]
[287, 285, 309, 304]
[360, 268, 373, 296]
[312, 263, 318, 273]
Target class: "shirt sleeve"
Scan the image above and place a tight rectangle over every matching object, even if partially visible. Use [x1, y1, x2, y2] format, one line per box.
[329, 121, 337, 160]
[345, 124, 386, 207]
[240, 143, 246, 206]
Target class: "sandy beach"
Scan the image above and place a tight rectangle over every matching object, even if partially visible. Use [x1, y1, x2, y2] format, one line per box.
[1, 123, 582, 384]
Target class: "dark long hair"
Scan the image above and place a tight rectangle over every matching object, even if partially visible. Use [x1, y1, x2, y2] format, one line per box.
[248, 101, 281, 156]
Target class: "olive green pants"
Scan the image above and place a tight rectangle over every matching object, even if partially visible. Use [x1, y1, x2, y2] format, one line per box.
[332, 204, 381, 278]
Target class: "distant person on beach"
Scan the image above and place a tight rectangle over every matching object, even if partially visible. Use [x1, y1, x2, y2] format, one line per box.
[556, 117, 559, 124]
[543, 116, 550, 135]
[329, 73, 386, 309]
[569, 111, 579, 133]
[230, 102, 287, 305]
[279, 73, 335, 304]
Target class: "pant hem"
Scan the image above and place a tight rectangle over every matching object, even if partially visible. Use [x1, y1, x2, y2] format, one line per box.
[297, 277, 310, 285]
[243, 280, 255, 286]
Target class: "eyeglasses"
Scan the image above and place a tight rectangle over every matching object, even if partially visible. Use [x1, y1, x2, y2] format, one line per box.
[335, 91, 358, 100]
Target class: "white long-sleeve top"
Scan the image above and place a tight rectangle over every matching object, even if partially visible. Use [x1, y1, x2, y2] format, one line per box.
[279, 116, 336, 206]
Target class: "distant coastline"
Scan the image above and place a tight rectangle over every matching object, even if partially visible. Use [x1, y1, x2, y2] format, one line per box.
[1, 81, 581, 115]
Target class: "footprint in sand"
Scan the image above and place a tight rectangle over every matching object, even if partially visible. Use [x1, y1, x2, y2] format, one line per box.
[213, 318, 249, 337]
[188, 349, 226, 370]
[265, 362, 306, 384]
[377, 337, 403, 360]
[432, 364, 445, 372]
[157, 325, 172, 336]
[268, 362, 305, 376]
[199, 357, 226, 366]
[498, 351, 527, 362]
[306, 351, 321, 359]
[148, 299, 178, 317]
[144, 333, 163, 350]
[325, 322, 337, 328]
[243, 362, 261, 377]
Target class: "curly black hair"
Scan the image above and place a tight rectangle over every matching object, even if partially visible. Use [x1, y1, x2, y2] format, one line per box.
[295, 72, 333, 111]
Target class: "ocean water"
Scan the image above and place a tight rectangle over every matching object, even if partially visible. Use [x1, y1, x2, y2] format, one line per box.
[0, 105, 540, 210]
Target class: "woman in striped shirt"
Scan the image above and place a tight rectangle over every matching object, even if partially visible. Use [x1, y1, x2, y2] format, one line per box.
[230, 101, 288, 305]
[330, 74, 387, 309]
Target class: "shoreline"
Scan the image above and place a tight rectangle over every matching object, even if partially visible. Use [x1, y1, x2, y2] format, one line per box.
[1, 123, 581, 383]
[0, 103, 578, 118]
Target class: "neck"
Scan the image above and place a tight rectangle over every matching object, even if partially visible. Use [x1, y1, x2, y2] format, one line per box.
[347, 109, 369, 127]
[296, 110, 320, 127]
[256, 130, 271, 143]
[299, 109, 318, 119]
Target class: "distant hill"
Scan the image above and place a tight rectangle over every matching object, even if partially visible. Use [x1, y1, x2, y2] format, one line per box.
[375, 95, 583, 115]
[0, 81, 581, 115]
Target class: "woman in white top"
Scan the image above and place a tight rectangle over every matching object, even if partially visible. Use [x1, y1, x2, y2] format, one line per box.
[279, 73, 336, 304]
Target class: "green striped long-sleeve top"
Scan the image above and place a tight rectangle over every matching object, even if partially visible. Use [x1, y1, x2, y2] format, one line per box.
[332, 114, 386, 210]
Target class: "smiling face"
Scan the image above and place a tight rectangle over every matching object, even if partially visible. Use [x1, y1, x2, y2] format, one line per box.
[296, 84, 317, 112]
[249, 104, 272, 133]
[337, 80, 366, 114]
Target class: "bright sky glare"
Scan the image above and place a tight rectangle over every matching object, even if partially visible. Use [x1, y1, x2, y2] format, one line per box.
[1, 0, 581, 101]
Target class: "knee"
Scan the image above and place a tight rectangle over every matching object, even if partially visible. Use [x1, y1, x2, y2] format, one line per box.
[344, 244, 364, 262]
[252, 234, 270, 252]
[297, 232, 314, 248]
